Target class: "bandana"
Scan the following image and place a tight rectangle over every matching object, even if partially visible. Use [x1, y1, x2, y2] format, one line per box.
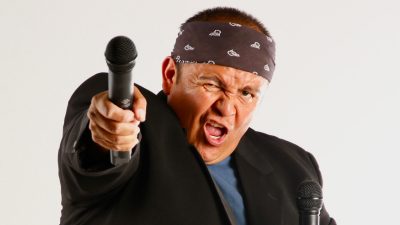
[171, 21, 276, 81]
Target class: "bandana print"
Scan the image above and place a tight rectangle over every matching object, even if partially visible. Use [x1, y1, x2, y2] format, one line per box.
[171, 21, 276, 81]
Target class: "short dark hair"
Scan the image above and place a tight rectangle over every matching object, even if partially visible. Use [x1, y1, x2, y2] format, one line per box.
[182, 7, 270, 36]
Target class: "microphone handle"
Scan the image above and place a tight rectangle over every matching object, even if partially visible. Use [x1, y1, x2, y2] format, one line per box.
[299, 210, 320, 225]
[108, 62, 134, 166]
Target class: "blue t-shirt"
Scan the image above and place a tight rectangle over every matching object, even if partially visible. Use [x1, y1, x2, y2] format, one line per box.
[207, 156, 247, 225]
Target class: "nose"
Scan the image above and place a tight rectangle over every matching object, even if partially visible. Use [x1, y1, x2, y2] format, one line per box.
[213, 95, 236, 117]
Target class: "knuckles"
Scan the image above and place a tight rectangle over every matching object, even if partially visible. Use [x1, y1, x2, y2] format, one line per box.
[89, 91, 141, 151]
[109, 122, 136, 135]
[105, 109, 117, 121]
[108, 122, 121, 134]
[90, 121, 140, 150]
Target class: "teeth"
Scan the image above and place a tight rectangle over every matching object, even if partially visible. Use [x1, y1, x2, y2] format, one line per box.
[210, 135, 221, 139]
[209, 121, 224, 128]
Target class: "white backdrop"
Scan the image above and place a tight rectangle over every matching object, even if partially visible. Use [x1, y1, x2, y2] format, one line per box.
[1, 0, 399, 224]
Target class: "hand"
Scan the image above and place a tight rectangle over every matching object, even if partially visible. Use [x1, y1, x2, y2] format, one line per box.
[87, 86, 146, 151]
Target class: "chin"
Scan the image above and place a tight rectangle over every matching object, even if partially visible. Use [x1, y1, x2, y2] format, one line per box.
[197, 145, 225, 165]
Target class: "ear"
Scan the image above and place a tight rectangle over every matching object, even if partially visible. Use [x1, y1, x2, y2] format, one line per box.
[161, 56, 178, 95]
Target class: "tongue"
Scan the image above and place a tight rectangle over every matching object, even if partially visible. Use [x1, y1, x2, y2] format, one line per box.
[206, 124, 223, 136]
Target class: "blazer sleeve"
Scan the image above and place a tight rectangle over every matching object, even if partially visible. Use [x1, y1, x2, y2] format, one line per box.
[58, 73, 141, 206]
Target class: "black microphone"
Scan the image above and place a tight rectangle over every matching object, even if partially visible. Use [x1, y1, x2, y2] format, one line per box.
[297, 181, 323, 225]
[105, 36, 138, 166]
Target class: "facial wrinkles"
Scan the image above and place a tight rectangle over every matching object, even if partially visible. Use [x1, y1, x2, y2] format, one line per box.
[218, 73, 264, 119]
[214, 76, 249, 133]
[168, 64, 271, 165]
[178, 71, 212, 145]
[183, 85, 203, 134]
[178, 64, 266, 136]
[223, 71, 266, 134]
[184, 63, 266, 91]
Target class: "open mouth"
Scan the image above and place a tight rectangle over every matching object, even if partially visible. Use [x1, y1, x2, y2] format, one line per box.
[204, 121, 228, 146]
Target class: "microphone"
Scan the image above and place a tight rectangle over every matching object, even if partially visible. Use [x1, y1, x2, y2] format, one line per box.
[297, 181, 323, 225]
[104, 36, 138, 166]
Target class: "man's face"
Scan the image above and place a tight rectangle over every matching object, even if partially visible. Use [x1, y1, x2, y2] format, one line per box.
[162, 58, 268, 164]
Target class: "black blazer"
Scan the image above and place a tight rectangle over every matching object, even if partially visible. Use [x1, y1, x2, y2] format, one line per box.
[58, 73, 336, 225]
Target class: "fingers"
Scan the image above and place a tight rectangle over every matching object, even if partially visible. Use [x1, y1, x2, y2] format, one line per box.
[88, 108, 138, 136]
[88, 89, 145, 151]
[89, 119, 140, 151]
[92, 91, 135, 122]
[132, 86, 147, 122]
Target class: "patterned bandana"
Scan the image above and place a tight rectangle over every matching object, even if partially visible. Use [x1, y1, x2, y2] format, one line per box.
[171, 21, 276, 81]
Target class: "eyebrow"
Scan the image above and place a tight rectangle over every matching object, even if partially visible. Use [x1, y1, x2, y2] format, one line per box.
[198, 74, 263, 95]
[197, 74, 224, 86]
[198, 74, 221, 83]
[242, 85, 262, 95]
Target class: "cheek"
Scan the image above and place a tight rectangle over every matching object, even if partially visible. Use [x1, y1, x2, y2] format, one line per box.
[188, 94, 216, 125]
[185, 87, 216, 109]
[236, 106, 256, 130]
[173, 88, 214, 127]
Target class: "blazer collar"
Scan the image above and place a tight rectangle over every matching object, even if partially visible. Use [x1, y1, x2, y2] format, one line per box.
[234, 130, 283, 225]
[235, 130, 273, 175]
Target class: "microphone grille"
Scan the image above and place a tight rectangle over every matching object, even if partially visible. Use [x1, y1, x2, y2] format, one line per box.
[297, 180, 322, 198]
[296, 180, 323, 210]
[105, 36, 137, 65]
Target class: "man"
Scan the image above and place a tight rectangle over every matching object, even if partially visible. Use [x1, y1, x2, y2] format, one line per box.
[59, 7, 336, 225]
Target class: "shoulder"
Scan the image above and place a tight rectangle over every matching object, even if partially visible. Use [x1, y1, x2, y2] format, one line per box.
[67, 73, 108, 110]
[240, 128, 333, 225]
[243, 128, 323, 185]
[244, 128, 308, 159]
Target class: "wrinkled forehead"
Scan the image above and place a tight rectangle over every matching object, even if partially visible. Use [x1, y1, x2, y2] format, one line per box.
[180, 63, 269, 89]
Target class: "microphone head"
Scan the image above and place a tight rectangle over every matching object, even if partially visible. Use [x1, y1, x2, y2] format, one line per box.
[105, 36, 137, 65]
[296, 180, 323, 211]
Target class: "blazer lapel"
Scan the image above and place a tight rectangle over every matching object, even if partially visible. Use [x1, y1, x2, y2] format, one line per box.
[234, 134, 283, 225]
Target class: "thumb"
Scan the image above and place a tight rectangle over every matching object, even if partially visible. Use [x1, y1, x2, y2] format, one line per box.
[132, 86, 147, 122]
